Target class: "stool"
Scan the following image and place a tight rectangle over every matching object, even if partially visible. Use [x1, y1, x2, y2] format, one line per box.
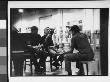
[45, 55, 53, 72]
[24, 58, 33, 74]
[23, 53, 35, 75]
[81, 58, 99, 75]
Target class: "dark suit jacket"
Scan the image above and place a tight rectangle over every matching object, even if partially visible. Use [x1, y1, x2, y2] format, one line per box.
[41, 34, 53, 52]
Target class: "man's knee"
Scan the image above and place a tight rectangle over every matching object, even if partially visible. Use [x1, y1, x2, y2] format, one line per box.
[64, 54, 71, 60]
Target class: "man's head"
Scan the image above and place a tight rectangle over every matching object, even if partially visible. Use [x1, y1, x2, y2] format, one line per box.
[31, 26, 38, 34]
[49, 28, 54, 35]
[69, 25, 80, 35]
[44, 27, 50, 35]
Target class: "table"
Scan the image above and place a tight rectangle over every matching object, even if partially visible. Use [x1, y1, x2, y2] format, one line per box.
[10, 51, 34, 76]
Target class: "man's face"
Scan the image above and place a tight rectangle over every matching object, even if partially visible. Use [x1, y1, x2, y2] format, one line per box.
[69, 30, 75, 35]
[44, 28, 49, 35]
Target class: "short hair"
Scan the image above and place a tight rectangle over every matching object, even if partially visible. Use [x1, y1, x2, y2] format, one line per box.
[69, 25, 80, 33]
[31, 26, 38, 31]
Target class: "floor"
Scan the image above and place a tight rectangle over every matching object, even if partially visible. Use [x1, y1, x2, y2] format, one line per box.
[11, 49, 101, 77]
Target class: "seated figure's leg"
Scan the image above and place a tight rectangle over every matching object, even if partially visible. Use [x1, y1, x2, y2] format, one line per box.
[64, 53, 75, 75]
[76, 62, 84, 75]
[29, 49, 40, 71]
[38, 51, 47, 72]
[52, 55, 60, 69]
[31, 56, 40, 71]
[58, 55, 64, 62]
[65, 53, 81, 75]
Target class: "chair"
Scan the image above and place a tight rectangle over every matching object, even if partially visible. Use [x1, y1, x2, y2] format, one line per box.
[23, 53, 35, 75]
[80, 58, 100, 75]
[11, 51, 33, 76]
[45, 54, 53, 72]
[24, 58, 33, 74]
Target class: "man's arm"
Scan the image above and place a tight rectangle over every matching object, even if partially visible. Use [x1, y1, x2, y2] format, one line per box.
[63, 37, 75, 54]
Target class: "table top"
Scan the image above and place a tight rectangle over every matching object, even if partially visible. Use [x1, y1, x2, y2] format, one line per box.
[12, 51, 25, 53]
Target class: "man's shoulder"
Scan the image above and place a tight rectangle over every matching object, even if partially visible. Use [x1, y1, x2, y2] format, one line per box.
[76, 33, 87, 37]
[79, 33, 87, 38]
[72, 33, 87, 39]
[72, 33, 80, 38]
[33, 33, 41, 36]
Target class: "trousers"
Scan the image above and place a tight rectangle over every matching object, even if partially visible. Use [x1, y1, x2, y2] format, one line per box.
[65, 53, 93, 74]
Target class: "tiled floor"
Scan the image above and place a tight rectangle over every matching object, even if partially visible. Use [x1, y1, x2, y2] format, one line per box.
[11, 49, 101, 76]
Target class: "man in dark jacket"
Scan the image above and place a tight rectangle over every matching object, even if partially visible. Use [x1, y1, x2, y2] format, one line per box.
[27, 26, 42, 72]
[39, 27, 54, 68]
[41, 28, 61, 69]
[64, 25, 94, 75]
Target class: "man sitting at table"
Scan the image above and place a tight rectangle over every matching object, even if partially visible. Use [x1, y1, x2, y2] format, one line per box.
[64, 25, 94, 75]
[40, 27, 61, 69]
[28, 26, 53, 73]
[27, 26, 42, 72]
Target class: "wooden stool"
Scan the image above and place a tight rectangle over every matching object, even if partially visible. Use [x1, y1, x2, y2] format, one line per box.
[24, 58, 33, 74]
[23, 53, 34, 75]
[45, 55, 53, 72]
[81, 58, 99, 75]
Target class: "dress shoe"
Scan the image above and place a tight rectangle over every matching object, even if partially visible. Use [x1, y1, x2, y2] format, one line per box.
[68, 72, 72, 76]
[76, 70, 85, 76]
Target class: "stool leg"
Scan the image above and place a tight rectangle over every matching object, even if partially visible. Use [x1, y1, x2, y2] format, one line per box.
[24, 60, 26, 71]
[86, 63, 88, 75]
[97, 60, 100, 75]
[61, 61, 62, 68]
[44, 61, 46, 72]
[50, 56, 53, 72]
[10, 60, 12, 76]
[30, 59, 32, 75]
